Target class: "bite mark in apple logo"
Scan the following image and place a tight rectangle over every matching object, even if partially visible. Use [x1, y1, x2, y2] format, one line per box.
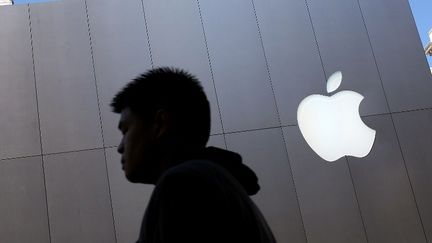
[297, 71, 376, 162]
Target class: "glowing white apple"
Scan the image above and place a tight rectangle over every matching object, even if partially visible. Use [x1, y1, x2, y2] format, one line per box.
[297, 71, 376, 162]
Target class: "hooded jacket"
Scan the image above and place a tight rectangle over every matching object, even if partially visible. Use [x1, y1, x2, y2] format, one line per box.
[136, 146, 277, 243]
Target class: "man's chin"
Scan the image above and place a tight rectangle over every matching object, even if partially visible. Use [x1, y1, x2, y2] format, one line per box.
[124, 171, 140, 183]
[125, 170, 155, 184]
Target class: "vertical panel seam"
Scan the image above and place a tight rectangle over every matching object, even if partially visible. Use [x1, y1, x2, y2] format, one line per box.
[345, 157, 370, 243]
[140, 0, 154, 69]
[27, 4, 52, 243]
[196, 0, 228, 149]
[250, 0, 308, 241]
[304, 0, 370, 241]
[83, 1, 118, 242]
[303, 0, 327, 80]
[356, 0, 429, 241]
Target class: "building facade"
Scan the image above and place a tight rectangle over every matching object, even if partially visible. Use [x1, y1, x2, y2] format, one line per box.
[1, 0, 432, 243]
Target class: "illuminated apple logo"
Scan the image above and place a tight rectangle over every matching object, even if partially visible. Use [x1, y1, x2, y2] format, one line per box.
[297, 71, 376, 162]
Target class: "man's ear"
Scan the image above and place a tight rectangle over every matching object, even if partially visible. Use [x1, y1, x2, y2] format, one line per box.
[153, 109, 173, 139]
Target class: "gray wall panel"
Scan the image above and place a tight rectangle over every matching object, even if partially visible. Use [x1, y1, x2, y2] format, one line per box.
[0, 5, 41, 159]
[44, 149, 116, 243]
[207, 134, 226, 149]
[86, 0, 153, 148]
[226, 128, 306, 243]
[392, 110, 432, 241]
[143, 0, 223, 135]
[306, 0, 388, 116]
[253, 0, 326, 126]
[358, 0, 432, 112]
[283, 126, 367, 243]
[348, 114, 426, 243]
[106, 148, 153, 243]
[0, 156, 50, 243]
[199, 0, 279, 132]
[30, 0, 103, 154]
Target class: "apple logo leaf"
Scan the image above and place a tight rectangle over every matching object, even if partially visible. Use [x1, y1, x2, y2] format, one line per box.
[326, 71, 342, 93]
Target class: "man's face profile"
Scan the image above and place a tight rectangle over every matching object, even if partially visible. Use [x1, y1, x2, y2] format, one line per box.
[117, 107, 159, 183]
[111, 68, 210, 184]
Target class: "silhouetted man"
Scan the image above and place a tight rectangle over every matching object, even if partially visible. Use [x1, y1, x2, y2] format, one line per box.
[111, 67, 276, 243]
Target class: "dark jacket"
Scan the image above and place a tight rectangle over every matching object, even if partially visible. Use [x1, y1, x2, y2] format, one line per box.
[136, 147, 277, 243]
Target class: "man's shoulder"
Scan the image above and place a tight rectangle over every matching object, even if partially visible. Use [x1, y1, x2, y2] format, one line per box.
[156, 159, 238, 191]
[164, 159, 229, 178]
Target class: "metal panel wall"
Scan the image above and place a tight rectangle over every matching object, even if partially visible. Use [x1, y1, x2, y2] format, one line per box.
[358, 0, 432, 112]
[198, 0, 279, 132]
[393, 110, 432, 241]
[252, 0, 326, 126]
[143, 0, 223, 135]
[30, 0, 103, 154]
[0, 156, 49, 243]
[0, 5, 41, 159]
[305, 0, 389, 116]
[283, 126, 367, 243]
[44, 149, 116, 243]
[86, 0, 152, 148]
[347, 115, 426, 242]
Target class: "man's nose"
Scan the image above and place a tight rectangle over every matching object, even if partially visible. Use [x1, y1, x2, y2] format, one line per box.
[118, 139, 124, 154]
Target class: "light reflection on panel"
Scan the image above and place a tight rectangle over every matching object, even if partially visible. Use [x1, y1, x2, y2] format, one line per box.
[30, 0, 103, 153]
[86, 0, 152, 148]
[283, 126, 367, 243]
[253, 0, 326, 126]
[44, 149, 116, 243]
[358, 0, 432, 112]
[392, 110, 432, 241]
[306, 0, 388, 116]
[0, 0, 11, 5]
[226, 128, 306, 243]
[0, 5, 41, 159]
[105, 148, 153, 243]
[347, 115, 426, 243]
[143, 0, 223, 135]
[199, 0, 279, 132]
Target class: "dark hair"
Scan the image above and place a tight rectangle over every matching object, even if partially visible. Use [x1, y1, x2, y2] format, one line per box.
[111, 67, 211, 146]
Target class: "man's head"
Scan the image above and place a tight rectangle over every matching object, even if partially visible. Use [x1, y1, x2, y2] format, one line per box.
[111, 67, 211, 183]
